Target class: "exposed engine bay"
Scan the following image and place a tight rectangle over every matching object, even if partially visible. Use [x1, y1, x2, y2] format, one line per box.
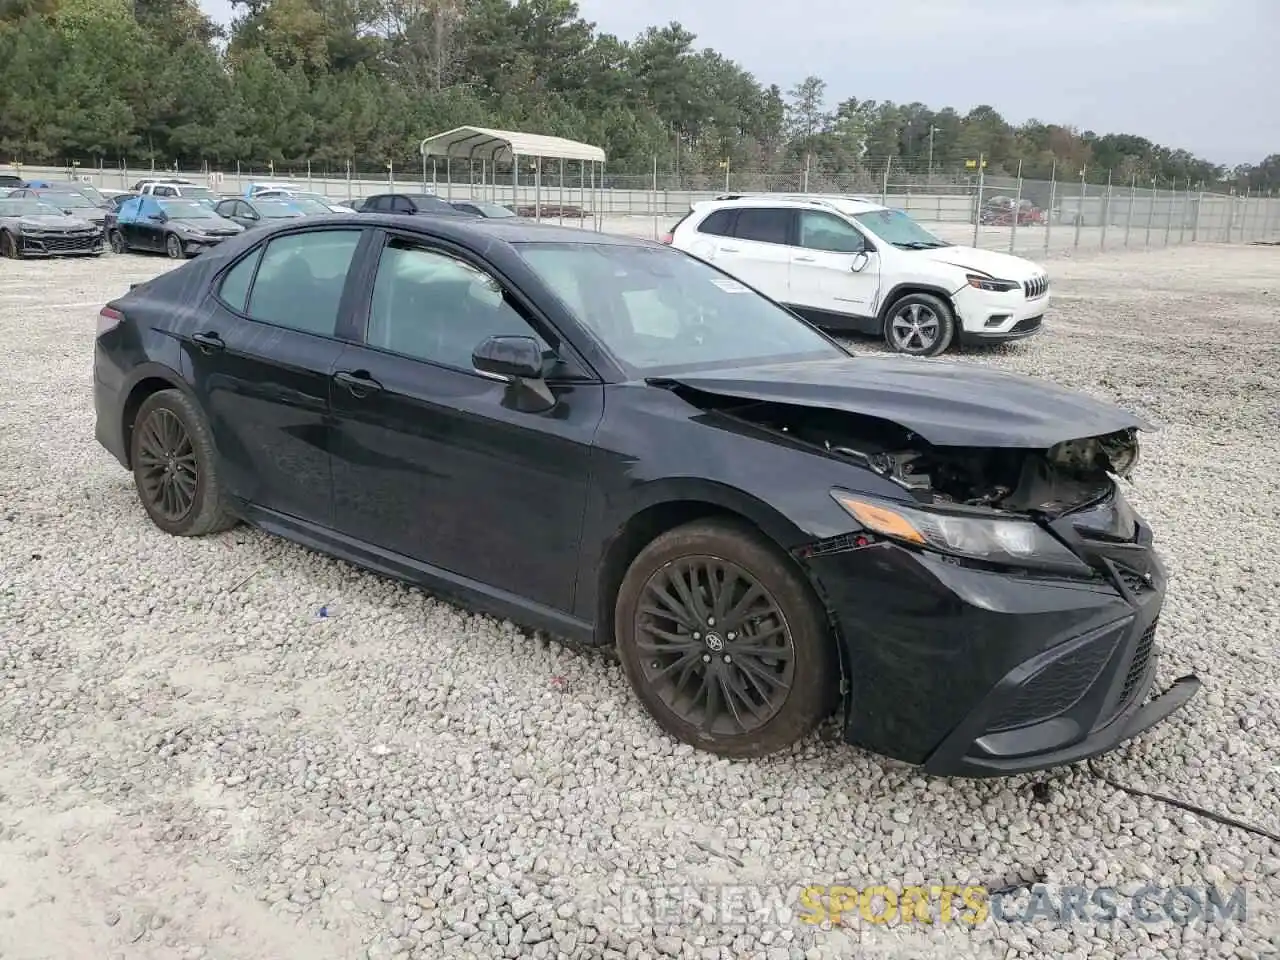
[717, 400, 1140, 517]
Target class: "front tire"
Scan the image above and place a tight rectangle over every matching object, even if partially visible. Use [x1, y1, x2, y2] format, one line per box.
[109, 230, 127, 254]
[165, 233, 185, 259]
[883, 292, 956, 357]
[129, 389, 238, 537]
[0, 231, 19, 259]
[615, 519, 839, 758]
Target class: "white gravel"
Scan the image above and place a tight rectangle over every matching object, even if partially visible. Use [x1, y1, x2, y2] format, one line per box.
[1, 242, 1278, 960]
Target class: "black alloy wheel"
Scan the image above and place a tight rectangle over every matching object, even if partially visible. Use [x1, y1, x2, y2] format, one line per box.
[135, 406, 198, 524]
[129, 390, 238, 537]
[165, 233, 184, 259]
[615, 520, 838, 758]
[109, 230, 127, 254]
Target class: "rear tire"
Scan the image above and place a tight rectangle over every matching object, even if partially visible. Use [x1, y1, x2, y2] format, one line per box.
[883, 292, 956, 357]
[614, 519, 839, 758]
[129, 389, 238, 537]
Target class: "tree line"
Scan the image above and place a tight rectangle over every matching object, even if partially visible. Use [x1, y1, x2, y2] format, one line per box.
[0, 0, 1275, 193]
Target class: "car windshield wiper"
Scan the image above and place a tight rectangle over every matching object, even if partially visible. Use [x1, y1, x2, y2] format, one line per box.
[895, 240, 951, 249]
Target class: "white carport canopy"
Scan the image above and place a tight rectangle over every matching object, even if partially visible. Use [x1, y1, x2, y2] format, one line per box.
[417, 126, 606, 228]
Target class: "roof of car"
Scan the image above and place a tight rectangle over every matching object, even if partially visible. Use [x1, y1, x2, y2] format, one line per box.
[263, 212, 650, 247]
[696, 194, 887, 216]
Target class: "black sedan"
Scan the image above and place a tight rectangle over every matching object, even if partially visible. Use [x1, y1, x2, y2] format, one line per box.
[91, 214, 1199, 776]
[108, 197, 243, 258]
[355, 192, 470, 217]
[213, 197, 309, 230]
[449, 199, 519, 218]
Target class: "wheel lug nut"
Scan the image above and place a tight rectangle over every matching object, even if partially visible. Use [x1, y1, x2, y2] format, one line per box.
[651, 662, 659, 669]
[723, 654, 732, 663]
[727, 632, 736, 640]
[693, 632, 701, 640]
[707, 617, 716, 626]
[702, 654, 711, 663]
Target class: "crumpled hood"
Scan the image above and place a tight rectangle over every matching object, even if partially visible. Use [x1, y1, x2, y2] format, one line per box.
[657, 355, 1154, 448]
[916, 245, 1044, 281]
[172, 216, 242, 234]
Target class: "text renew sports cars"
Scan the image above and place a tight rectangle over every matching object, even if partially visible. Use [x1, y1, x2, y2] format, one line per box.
[92, 213, 1200, 777]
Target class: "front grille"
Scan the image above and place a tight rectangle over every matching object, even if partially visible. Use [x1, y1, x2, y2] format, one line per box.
[22, 231, 101, 254]
[1010, 315, 1043, 334]
[986, 638, 1113, 732]
[1118, 619, 1157, 708]
[1023, 275, 1049, 298]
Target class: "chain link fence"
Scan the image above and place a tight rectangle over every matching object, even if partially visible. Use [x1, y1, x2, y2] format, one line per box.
[7, 155, 1276, 255]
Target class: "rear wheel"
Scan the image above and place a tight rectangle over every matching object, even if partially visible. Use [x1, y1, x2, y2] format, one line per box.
[615, 519, 839, 758]
[883, 292, 956, 357]
[129, 389, 238, 537]
[0, 231, 18, 259]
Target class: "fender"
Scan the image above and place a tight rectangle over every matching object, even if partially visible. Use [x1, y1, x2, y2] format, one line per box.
[875, 280, 963, 322]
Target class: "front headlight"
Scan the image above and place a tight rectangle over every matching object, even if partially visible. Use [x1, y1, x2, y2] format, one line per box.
[830, 490, 1091, 574]
[965, 274, 1020, 293]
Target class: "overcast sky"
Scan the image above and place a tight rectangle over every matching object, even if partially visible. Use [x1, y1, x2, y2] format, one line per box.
[198, 0, 1276, 166]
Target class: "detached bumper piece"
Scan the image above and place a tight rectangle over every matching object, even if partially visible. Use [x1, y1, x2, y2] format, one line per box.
[20, 231, 103, 257]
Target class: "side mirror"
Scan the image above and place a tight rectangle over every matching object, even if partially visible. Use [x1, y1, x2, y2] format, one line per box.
[147, 213, 165, 222]
[473, 335, 543, 380]
[851, 251, 871, 273]
[473, 335, 556, 413]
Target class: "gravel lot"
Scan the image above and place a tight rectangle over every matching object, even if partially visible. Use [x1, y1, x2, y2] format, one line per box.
[1, 240, 1278, 960]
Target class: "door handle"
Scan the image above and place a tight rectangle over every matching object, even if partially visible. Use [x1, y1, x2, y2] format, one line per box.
[794, 256, 816, 262]
[719, 245, 740, 252]
[334, 370, 383, 398]
[191, 332, 224, 354]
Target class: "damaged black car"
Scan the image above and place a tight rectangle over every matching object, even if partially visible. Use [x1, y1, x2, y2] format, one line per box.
[92, 215, 1200, 777]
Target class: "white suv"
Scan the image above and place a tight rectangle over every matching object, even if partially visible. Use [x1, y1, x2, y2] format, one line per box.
[666, 194, 1050, 356]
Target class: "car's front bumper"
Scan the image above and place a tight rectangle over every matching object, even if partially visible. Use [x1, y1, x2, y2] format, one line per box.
[18, 232, 104, 256]
[953, 284, 1050, 343]
[180, 234, 236, 255]
[796, 499, 1198, 777]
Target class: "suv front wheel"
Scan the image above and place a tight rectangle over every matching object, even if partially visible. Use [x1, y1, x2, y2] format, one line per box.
[883, 292, 956, 357]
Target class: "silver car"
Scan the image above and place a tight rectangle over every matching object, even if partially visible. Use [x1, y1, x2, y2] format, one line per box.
[0, 197, 104, 258]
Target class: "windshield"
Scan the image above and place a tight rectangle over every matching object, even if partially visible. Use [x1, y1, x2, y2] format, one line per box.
[180, 186, 216, 200]
[853, 208, 951, 249]
[257, 200, 302, 219]
[41, 191, 95, 208]
[65, 184, 103, 203]
[0, 199, 63, 216]
[517, 242, 847, 376]
[470, 202, 516, 218]
[158, 200, 214, 218]
[286, 198, 331, 215]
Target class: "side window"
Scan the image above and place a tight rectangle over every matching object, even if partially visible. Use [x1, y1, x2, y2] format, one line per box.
[798, 211, 866, 253]
[366, 240, 548, 371]
[732, 208, 793, 246]
[696, 209, 736, 237]
[154, 185, 175, 197]
[217, 249, 263, 313]
[244, 229, 362, 336]
[369, 196, 390, 212]
[393, 196, 416, 213]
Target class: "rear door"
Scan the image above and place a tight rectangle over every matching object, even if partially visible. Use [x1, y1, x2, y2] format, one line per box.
[181, 226, 369, 526]
[710, 206, 796, 302]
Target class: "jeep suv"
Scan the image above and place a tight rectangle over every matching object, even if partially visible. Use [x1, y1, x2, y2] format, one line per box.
[667, 194, 1050, 356]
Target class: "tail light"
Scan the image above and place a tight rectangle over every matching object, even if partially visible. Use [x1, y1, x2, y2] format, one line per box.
[97, 306, 124, 336]
[661, 233, 673, 244]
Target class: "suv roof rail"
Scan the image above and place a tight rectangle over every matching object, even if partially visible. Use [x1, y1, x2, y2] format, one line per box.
[708, 192, 880, 209]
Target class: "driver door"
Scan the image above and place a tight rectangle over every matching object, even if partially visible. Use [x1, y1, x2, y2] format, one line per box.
[327, 231, 604, 612]
[787, 210, 881, 319]
[130, 197, 166, 251]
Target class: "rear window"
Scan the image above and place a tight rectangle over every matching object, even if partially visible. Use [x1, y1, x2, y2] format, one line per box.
[696, 209, 735, 237]
[733, 208, 793, 245]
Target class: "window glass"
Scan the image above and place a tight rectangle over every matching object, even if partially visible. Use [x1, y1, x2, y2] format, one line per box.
[798, 211, 867, 253]
[217, 250, 263, 312]
[696, 209, 735, 237]
[852, 208, 951, 249]
[367, 241, 547, 370]
[245, 230, 362, 336]
[732, 208, 792, 245]
[517, 242, 845, 376]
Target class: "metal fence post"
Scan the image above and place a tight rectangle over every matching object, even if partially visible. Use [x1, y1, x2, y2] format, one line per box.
[1123, 174, 1135, 247]
[1192, 191, 1202, 242]
[1178, 180, 1188, 245]
[1009, 159, 1023, 254]
[1163, 182, 1173, 246]
[1144, 180, 1155, 247]
[1043, 159, 1056, 257]
[1072, 170, 1085, 252]
[1224, 194, 1235, 243]
[651, 154, 658, 239]
[1099, 169, 1112, 252]
[881, 156, 891, 207]
[1265, 191, 1276, 241]
[972, 153, 985, 248]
